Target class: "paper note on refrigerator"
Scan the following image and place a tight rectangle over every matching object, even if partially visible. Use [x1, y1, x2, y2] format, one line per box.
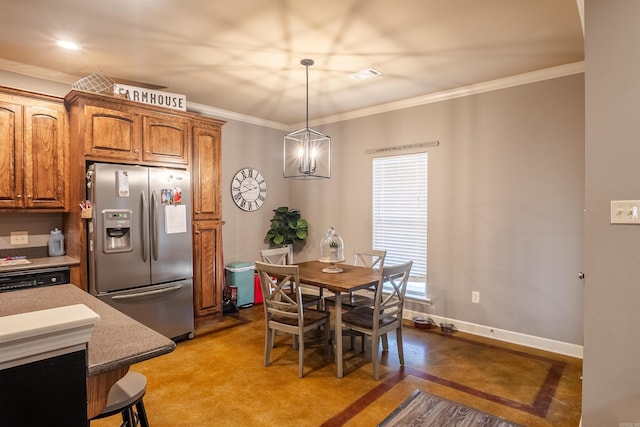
[164, 204, 187, 234]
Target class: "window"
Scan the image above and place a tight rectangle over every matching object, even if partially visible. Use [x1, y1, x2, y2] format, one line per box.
[372, 152, 428, 300]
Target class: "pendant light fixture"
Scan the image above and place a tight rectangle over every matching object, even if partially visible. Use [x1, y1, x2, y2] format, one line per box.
[283, 59, 331, 179]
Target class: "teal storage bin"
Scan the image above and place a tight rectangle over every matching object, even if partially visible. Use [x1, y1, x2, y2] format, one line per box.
[225, 262, 255, 307]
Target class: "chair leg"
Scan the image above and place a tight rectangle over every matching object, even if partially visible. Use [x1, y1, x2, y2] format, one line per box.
[136, 399, 150, 427]
[265, 325, 273, 367]
[381, 333, 389, 351]
[122, 406, 135, 426]
[372, 334, 380, 381]
[324, 320, 331, 358]
[396, 326, 404, 366]
[298, 333, 305, 378]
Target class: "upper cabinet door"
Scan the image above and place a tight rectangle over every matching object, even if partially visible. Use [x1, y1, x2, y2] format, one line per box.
[0, 92, 67, 211]
[142, 113, 189, 165]
[84, 105, 142, 162]
[0, 100, 24, 208]
[192, 123, 221, 220]
[23, 104, 67, 209]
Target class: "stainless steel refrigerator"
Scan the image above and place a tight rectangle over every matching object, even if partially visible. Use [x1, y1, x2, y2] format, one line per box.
[87, 162, 194, 340]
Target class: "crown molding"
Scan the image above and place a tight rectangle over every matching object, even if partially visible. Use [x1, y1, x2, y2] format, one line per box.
[190, 61, 585, 131]
[186, 101, 290, 131]
[310, 61, 585, 128]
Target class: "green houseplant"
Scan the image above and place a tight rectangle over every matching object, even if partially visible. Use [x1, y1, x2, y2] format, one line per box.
[264, 206, 308, 247]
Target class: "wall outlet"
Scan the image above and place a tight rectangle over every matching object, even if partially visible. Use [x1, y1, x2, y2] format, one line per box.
[471, 291, 480, 304]
[10, 231, 28, 245]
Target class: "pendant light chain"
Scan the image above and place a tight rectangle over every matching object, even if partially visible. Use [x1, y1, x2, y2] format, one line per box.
[301, 58, 314, 130]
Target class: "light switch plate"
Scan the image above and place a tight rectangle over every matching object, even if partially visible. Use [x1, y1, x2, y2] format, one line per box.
[10, 231, 28, 245]
[610, 200, 640, 224]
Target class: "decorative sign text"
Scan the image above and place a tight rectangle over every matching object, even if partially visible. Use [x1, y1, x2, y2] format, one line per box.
[114, 84, 186, 111]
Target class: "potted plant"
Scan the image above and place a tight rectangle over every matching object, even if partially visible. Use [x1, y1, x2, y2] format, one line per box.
[264, 207, 309, 248]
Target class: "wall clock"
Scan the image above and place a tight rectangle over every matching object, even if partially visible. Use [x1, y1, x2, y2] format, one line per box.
[231, 167, 267, 211]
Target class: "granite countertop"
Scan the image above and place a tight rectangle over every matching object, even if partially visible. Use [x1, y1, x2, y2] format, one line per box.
[0, 256, 80, 273]
[0, 284, 175, 375]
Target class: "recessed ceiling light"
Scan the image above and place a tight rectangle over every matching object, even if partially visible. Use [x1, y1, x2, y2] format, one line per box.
[55, 40, 80, 50]
[350, 67, 382, 81]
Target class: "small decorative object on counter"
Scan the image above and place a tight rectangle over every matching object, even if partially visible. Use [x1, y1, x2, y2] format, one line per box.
[319, 227, 345, 273]
[439, 322, 457, 334]
[48, 228, 65, 257]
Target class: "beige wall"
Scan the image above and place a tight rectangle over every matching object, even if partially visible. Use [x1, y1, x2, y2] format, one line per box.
[583, 1, 640, 424]
[0, 214, 63, 250]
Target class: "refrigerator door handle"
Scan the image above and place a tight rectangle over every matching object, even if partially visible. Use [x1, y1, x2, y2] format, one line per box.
[141, 190, 149, 262]
[151, 190, 159, 261]
[111, 284, 184, 300]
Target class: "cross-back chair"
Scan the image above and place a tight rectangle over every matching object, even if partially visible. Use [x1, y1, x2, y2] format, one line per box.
[260, 247, 323, 309]
[324, 249, 387, 310]
[255, 261, 330, 378]
[341, 260, 413, 380]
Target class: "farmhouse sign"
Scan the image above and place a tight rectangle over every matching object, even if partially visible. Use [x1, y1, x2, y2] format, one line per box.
[114, 84, 187, 111]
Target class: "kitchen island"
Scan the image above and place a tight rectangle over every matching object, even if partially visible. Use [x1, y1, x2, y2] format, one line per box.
[0, 284, 176, 418]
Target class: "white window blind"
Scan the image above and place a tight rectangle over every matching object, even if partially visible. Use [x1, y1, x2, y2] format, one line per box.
[372, 152, 428, 299]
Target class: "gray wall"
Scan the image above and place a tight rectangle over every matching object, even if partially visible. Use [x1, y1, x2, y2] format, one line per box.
[583, 1, 640, 425]
[285, 74, 585, 346]
[219, 119, 288, 262]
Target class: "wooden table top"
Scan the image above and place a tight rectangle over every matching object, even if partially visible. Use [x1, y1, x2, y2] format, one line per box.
[296, 260, 381, 293]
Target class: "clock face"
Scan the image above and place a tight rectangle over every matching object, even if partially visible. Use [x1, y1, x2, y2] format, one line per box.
[231, 167, 267, 211]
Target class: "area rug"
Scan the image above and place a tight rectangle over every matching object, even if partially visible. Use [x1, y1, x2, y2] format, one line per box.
[378, 389, 524, 427]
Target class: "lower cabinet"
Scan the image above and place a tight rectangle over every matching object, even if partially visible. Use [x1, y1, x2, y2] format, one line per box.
[193, 220, 223, 320]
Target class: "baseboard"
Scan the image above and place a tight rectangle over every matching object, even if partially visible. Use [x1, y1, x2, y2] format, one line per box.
[403, 308, 583, 359]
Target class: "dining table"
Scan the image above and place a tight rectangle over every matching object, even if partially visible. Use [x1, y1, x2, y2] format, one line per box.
[296, 260, 381, 377]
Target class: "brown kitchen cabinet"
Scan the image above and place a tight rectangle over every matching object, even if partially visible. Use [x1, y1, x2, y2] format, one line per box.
[66, 91, 190, 166]
[192, 220, 223, 319]
[192, 122, 222, 221]
[142, 113, 190, 165]
[0, 88, 67, 210]
[64, 89, 227, 331]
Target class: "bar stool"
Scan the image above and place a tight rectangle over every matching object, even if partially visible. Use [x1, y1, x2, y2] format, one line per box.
[90, 371, 149, 427]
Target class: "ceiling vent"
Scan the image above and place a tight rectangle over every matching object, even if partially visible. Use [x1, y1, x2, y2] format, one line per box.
[350, 67, 383, 81]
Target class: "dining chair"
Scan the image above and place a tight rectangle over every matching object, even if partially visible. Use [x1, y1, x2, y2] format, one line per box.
[324, 249, 386, 310]
[340, 260, 413, 380]
[260, 247, 323, 309]
[255, 261, 331, 378]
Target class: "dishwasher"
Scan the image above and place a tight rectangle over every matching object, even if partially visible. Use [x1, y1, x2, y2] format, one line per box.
[0, 266, 70, 293]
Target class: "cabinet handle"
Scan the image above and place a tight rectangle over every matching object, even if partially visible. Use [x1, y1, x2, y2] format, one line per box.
[26, 195, 32, 199]
[146, 150, 151, 154]
[16, 194, 22, 199]
[134, 149, 140, 153]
